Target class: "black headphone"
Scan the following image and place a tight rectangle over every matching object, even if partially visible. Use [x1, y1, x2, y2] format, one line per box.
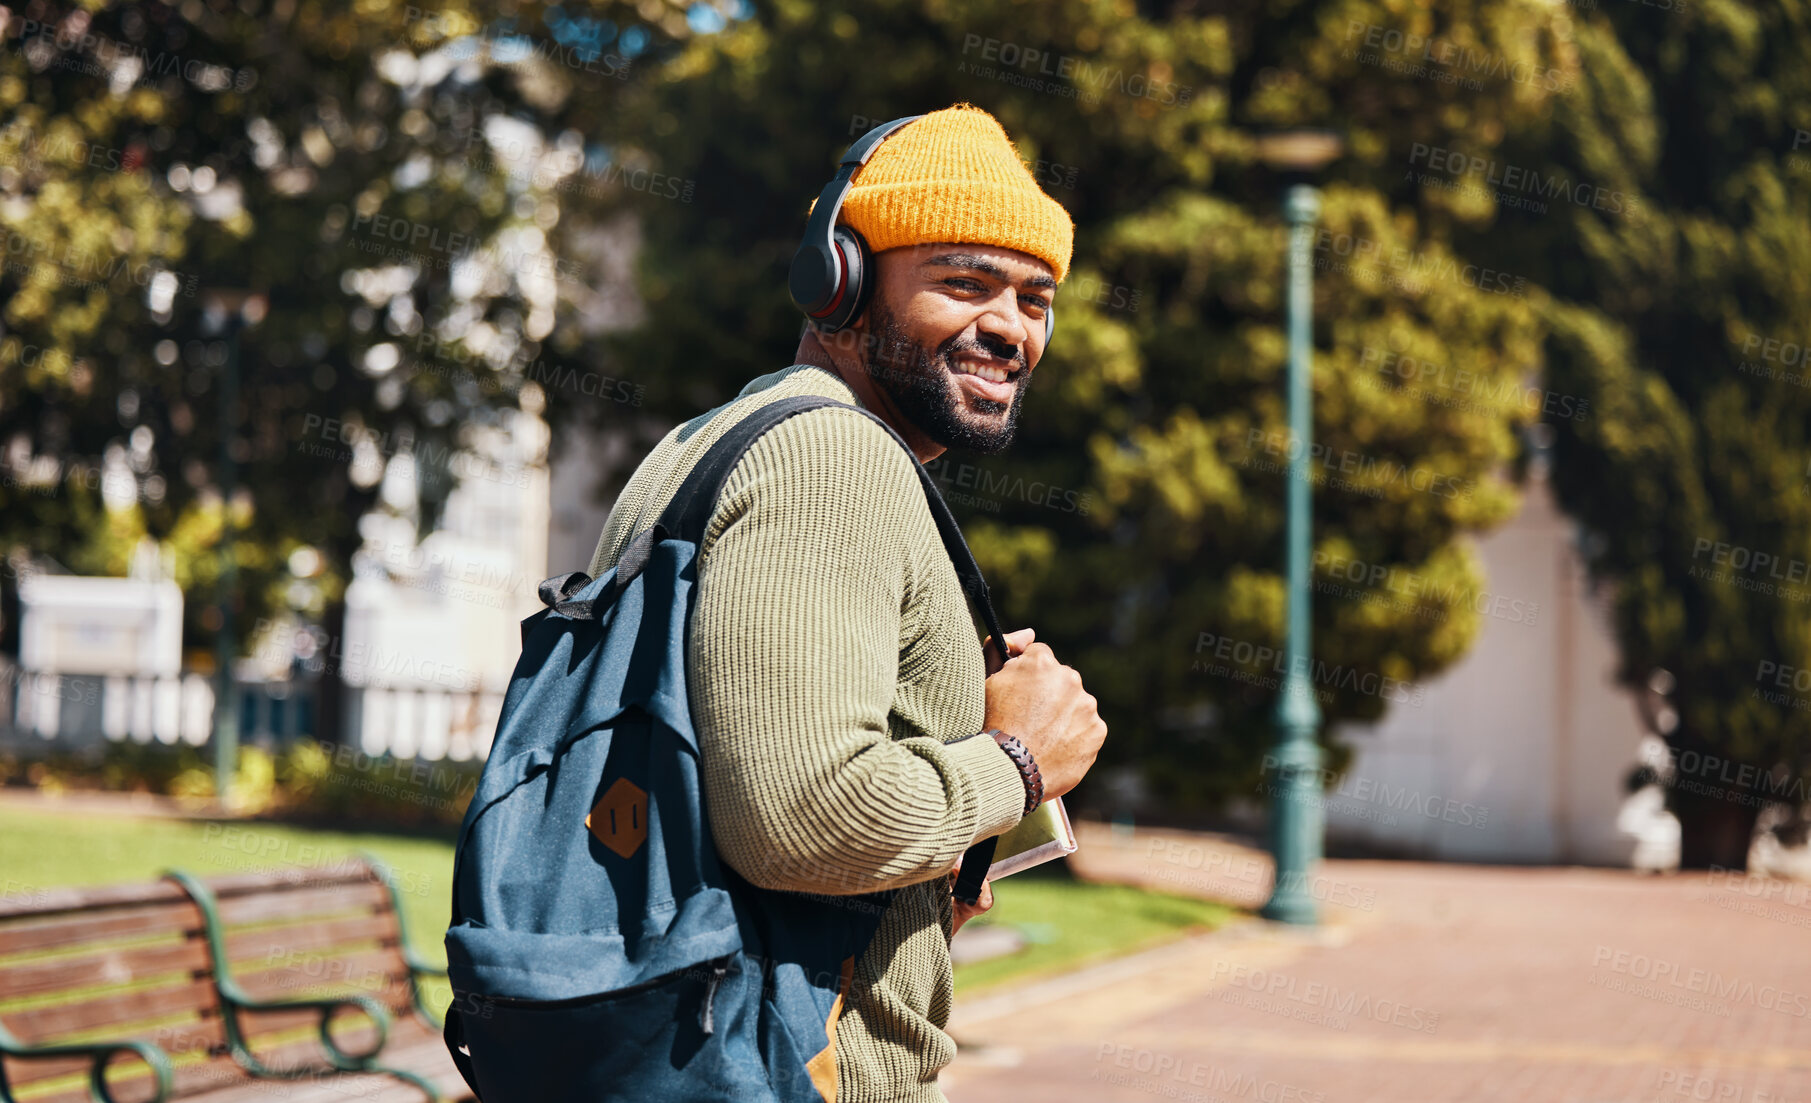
[788, 115, 1056, 347]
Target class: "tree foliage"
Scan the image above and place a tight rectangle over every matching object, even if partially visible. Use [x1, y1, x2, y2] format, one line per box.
[1496, 0, 1811, 864]
[579, 0, 1571, 813]
[0, 0, 709, 667]
[14, 0, 1804, 865]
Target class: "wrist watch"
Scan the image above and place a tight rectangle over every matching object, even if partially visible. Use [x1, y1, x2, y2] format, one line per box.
[983, 728, 1043, 817]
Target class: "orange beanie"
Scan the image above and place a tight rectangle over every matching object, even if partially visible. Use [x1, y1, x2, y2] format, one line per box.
[811, 103, 1075, 284]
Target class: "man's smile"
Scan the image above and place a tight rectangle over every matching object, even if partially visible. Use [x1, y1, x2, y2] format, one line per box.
[948, 354, 1022, 404]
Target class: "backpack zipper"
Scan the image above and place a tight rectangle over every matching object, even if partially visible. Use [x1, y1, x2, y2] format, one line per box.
[458, 956, 732, 1011]
[698, 959, 730, 1036]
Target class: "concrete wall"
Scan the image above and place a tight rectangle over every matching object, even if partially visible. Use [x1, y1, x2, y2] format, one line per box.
[545, 420, 622, 578]
[1330, 468, 1662, 866]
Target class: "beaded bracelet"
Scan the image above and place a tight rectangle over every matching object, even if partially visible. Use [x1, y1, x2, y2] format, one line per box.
[984, 728, 1044, 817]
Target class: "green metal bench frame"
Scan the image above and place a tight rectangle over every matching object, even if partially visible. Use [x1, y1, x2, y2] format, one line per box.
[0, 856, 452, 1103]
[0, 1029, 174, 1103]
[358, 853, 450, 1031]
[162, 860, 444, 1101]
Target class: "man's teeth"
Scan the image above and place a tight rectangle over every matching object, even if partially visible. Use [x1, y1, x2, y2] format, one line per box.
[962, 364, 1011, 384]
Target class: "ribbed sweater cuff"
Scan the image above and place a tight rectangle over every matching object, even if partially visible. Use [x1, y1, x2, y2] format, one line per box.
[947, 731, 1028, 842]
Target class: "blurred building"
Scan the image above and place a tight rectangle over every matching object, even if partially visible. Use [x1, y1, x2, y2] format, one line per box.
[6, 541, 212, 746]
[327, 409, 553, 762]
[1330, 464, 1680, 868]
[545, 415, 623, 580]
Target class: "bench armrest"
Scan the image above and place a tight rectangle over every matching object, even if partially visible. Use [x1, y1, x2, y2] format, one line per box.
[223, 992, 392, 1071]
[400, 950, 447, 977]
[209, 992, 438, 1101]
[398, 952, 449, 1030]
[162, 870, 397, 1075]
[0, 1033, 173, 1103]
[355, 851, 449, 1028]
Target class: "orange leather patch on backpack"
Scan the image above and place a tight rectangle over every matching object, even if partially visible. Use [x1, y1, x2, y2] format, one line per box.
[804, 955, 856, 1102]
[585, 778, 648, 859]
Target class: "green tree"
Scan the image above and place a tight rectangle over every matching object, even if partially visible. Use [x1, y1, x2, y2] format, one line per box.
[1481, 0, 1811, 866]
[0, 0, 711, 738]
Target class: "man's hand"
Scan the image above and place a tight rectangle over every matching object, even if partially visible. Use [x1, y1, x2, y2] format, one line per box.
[980, 629, 1108, 800]
[949, 873, 994, 936]
[983, 627, 1036, 676]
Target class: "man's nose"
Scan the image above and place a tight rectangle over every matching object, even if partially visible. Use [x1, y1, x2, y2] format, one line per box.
[978, 305, 1032, 352]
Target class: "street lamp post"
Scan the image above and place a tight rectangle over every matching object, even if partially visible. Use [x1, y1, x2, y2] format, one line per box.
[1254, 130, 1343, 925]
[202, 291, 266, 806]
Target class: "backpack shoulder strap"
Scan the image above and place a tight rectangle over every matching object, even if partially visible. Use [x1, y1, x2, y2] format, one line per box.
[655, 391, 1009, 904]
[654, 393, 1011, 668]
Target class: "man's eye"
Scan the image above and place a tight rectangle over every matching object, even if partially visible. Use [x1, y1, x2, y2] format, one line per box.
[945, 277, 984, 291]
[1022, 297, 1051, 314]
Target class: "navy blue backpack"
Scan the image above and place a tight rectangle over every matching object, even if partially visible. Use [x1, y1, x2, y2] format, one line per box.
[443, 394, 1009, 1101]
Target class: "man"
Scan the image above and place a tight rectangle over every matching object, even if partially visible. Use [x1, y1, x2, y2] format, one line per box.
[586, 103, 1108, 1103]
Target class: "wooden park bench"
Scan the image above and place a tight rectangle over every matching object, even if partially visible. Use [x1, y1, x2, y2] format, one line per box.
[0, 857, 470, 1103]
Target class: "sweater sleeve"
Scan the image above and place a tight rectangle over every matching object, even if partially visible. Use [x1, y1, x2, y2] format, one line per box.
[687, 407, 1027, 896]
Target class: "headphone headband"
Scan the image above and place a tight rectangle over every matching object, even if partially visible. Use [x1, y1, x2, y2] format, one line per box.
[787, 116, 922, 324]
[839, 115, 923, 169]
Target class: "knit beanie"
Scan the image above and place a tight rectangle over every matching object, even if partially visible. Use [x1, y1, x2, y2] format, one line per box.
[812, 103, 1075, 284]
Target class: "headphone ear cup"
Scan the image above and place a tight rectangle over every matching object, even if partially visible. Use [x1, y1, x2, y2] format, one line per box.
[1045, 306, 1055, 347]
[817, 226, 874, 333]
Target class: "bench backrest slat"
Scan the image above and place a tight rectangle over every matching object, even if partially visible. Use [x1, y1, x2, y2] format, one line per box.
[201, 863, 375, 896]
[5, 979, 218, 1046]
[0, 938, 211, 1000]
[213, 880, 389, 926]
[0, 883, 227, 1094]
[0, 900, 201, 956]
[233, 946, 411, 1008]
[0, 881, 188, 921]
[223, 910, 400, 964]
[202, 869, 416, 1017]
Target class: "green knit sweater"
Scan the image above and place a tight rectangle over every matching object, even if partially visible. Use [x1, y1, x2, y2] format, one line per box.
[587, 363, 1027, 1102]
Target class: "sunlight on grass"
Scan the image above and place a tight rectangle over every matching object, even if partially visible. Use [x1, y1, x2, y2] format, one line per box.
[954, 871, 1235, 994]
[1, 804, 1235, 1004]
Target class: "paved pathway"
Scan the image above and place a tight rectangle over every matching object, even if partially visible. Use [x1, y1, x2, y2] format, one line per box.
[944, 823, 1811, 1103]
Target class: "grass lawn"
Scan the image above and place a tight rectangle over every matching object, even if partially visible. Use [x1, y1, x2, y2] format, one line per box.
[954, 870, 1234, 993]
[0, 803, 1235, 999]
[0, 804, 456, 962]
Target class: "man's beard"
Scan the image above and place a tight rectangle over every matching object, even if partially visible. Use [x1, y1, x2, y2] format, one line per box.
[857, 296, 1032, 455]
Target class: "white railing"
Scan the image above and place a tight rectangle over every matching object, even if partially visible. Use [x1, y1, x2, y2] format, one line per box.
[343, 683, 503, 762]
[0, 661, 501, 763]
